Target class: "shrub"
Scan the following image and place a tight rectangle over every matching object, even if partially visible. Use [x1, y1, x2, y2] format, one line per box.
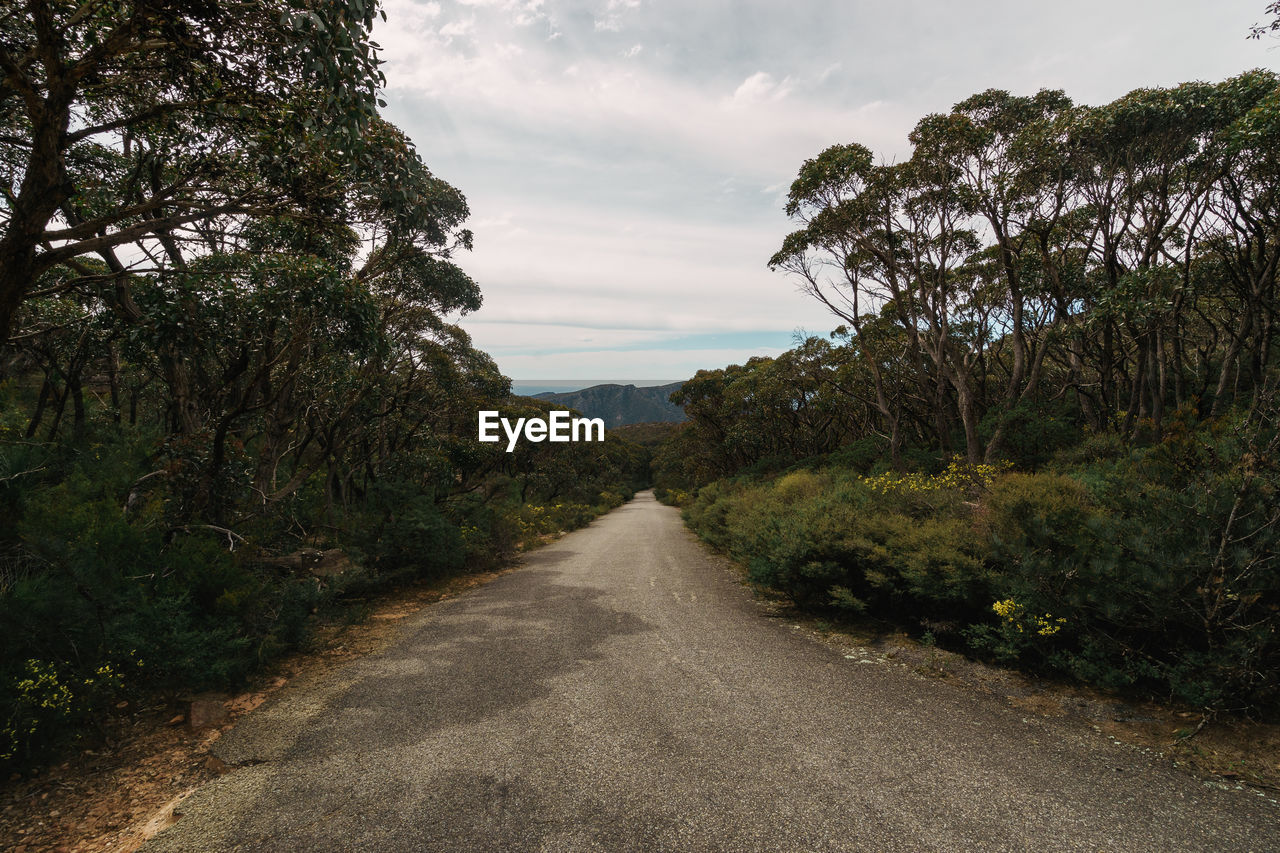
[979, 472, 1096, 560]
[824, 437, 886, 474]
[684, 414, 1280, 713]
[1, 659, 128, 767]
[683, 481, 741, 551]
[979, 399, 1080, 468]
[685, 467, 990, 619]
[654, 486, 690, 506]
[973, 415, 1280, 710]
[376, 497, 466, 580]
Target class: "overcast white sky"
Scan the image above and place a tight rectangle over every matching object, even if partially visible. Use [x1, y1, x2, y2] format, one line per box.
[376, 0, 1280, 381]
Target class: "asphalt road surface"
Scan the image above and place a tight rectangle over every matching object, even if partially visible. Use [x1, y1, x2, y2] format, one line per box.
[147, 491, 1279, 852]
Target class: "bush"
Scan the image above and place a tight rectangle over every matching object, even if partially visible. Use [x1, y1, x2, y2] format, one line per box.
[1, 659, 128, 767]
[375, 497, 466, 580]
[685, 467, 990, 619]
[683, 480, 741, 552]
[973, 414, 1280, 710]
[0, 433, 345, 771]
[654, 486, 689, 506]
[979, 472, 1096, 560]
[824, 437, 887, 474]
[979, 399, 1080, 469]
[683, 415, 1280, 713]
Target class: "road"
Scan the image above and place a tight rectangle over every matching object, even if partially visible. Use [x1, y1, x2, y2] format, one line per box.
[146, 491, 1279, 852]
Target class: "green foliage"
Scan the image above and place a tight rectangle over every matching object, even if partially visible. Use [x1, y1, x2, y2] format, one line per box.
[1, 659, 128, 766]
[824, 437, 887, 474]
[0, 0, 654, 777]
[978, 401, 1080, 469]
[996, 409, 1280, 708]
[656, 69, 1280, 715]
[678, 403, 1280, 712]
[0, 0, 390, 341]
[687, 468, 990, 619]
[979, 472, 1097, 556]
[373, 497, 466, 581]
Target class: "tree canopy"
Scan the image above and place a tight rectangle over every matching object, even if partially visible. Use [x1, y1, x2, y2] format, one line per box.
[765, 72, 1280, 467]
[0, 2, 650, 770]
[0, 0, 387, 343]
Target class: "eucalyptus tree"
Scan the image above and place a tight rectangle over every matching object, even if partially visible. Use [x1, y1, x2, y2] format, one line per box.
[895, 114, 991, 463]
[770, 145, 916, 465]
[773, 122, 994, 464]
[671, 362, 776, 479]
[0, 0, 385, 344]
[119, 115, 487, 522]
[1204, 73, 1280, 413]
[773, 73, 1280, 461]
[0, 0, 513, 537]
[1068, 82, 1229, 431]
[943, 89, 1074, 450]
[1250, 2, 1280, 39]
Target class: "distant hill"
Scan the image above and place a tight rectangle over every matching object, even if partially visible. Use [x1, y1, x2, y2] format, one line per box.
[535, 382, 686, 427]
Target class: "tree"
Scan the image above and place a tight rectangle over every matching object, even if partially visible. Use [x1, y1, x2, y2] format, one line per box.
[771, 74, 1280, 465]
[0, 0, 385, 344]
[1250, 2, 1280, 39]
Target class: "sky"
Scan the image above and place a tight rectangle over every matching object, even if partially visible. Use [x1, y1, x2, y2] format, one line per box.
[375, 0, 1280, 382]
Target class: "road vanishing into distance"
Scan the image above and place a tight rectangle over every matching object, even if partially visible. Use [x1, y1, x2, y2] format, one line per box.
[147, 492, 1278, 852]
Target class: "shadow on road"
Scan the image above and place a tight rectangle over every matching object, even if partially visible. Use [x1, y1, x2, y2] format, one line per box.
[283, 567, 653, 759]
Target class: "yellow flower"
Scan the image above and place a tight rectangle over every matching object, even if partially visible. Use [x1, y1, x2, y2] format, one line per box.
[993, 599, 1065, 636]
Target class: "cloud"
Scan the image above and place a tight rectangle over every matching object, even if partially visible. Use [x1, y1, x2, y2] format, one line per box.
[377, 25, 909, 177]
[595, 0, 642, 32]
[729, 71, 792, 104]
[377, 0, 1280, 379]
[510, 0, 547, 26]
[438, 15, 476, 40]
[494, 41, 524, 59]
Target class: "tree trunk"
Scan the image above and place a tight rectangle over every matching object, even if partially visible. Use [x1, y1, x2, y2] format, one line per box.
[1211, 307, 1253, 417]
[0, 75, 75, 345]
[25, 376, 53, 439]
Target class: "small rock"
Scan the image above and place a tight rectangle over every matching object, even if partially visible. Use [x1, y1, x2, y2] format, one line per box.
[186, 694, 230, 731]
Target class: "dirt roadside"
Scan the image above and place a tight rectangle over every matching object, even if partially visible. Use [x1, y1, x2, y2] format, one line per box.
[766, 597, 1280, 801]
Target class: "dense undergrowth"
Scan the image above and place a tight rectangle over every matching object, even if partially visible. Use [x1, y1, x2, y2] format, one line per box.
[661, 403, 1280, 716]
[0, 391, 646, 773]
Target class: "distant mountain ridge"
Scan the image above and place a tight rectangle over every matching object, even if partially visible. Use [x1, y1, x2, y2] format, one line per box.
[533, 382, 686, 427]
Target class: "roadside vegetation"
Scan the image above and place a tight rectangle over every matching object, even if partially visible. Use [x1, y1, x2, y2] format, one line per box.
[0, 3, 646, 773]
[656, 71, 1280, 717]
